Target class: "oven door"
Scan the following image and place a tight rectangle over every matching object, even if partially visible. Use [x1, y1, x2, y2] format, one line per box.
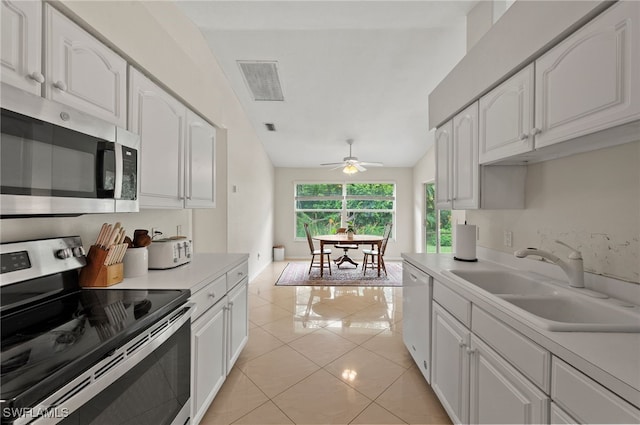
[19, 304, 193, 425]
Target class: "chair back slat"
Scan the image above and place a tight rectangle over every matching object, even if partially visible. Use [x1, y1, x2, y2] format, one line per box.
[304, 223, 316, 254]
[380, 222, 393, 255]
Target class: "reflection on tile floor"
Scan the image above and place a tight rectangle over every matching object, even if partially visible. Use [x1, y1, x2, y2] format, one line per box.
[200, 262, 452, 425]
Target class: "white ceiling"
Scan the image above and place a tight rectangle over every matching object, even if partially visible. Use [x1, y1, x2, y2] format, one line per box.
[175, 1, 475, 168]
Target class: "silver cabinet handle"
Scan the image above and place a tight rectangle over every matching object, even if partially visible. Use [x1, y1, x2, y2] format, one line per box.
[208, 291, 215, 298]
[520, 133, 529, 141]
[530, 127, 541, 136]
[53, 80, 67, 91]
[28, 71, 45, 83]
[228, 301, 234, 307]
[466, 347, 476, 355]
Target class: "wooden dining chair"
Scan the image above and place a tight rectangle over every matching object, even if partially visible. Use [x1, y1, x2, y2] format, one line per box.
[304, 223, 332, 275]
[362, 223, 393, 276]
[333, 228, 359, 268]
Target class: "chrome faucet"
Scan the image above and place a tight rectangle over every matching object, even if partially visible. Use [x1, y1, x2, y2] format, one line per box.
[514, 240, 584, 288]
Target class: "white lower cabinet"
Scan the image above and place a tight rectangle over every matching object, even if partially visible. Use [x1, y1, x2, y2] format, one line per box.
[402, 262, 433, 382]
[432, 302, 471, 424]
[551, 357, 640, 424]
[190, 262, 249, 425]
[550, 402, 579, 425]
[432, 301, 550, 425]
[227, 278, 249, 372]
[191, 298, 227, 425]
[469, 335, 549, 424]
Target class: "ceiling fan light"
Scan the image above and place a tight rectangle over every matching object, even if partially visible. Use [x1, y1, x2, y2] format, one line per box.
[343, 164, 358, 175]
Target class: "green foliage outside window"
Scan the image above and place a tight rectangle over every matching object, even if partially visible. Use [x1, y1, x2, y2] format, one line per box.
[426, 183, 452, 253]
[295, 183, 394, 238]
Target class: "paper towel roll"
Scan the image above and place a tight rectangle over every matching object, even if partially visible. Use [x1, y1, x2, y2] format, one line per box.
[454, 224, 477, 262]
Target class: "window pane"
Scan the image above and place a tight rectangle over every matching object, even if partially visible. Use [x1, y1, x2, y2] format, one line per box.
[296, 200, 342, 210]
[295, 212, 342, 238]
[346, 199, 393, 210]
[346, 183, 394, 197]
[439, 209, 452, 253]
[426, 183, 437, 253]
[296, 183, 342, 197]
[349, 212, 392, 236]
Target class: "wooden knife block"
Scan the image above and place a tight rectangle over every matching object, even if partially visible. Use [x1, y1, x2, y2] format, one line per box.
[79, 245, 124, 287]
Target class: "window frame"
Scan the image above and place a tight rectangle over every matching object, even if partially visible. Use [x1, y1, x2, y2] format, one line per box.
[294, 181, 396, 240]
[425, 181, 451, 253]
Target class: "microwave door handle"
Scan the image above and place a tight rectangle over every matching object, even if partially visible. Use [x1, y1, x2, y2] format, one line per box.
[114, 143, 123, 199]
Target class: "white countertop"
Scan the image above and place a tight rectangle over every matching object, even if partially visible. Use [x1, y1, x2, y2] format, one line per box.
[108, 253, 249, 294]
[402, 252, 640, 409]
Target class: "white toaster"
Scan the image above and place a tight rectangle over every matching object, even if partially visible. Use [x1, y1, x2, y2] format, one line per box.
[147, 237, 192, 269]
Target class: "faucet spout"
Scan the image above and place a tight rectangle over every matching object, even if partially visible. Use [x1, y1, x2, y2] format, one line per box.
[514, 241, 584, 288]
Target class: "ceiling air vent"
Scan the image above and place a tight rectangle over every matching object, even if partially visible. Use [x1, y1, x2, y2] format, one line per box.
[237, 61, 284, 101]
[265, 123, 276, 132]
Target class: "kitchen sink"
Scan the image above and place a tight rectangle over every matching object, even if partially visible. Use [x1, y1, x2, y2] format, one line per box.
[446, 269, 558, 296]
[500, 295, 640, 332]
[444, 268, 640, 332]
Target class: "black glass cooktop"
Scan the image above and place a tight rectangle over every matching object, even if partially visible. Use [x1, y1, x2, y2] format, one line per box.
[0, 287, 189, 413]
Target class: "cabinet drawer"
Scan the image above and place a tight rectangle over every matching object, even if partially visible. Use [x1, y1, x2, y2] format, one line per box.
[434, 280, 471, 327]
[551, 357, 640, 424]
[191, 275, 227, 321]
[472, 305, 550, 393]
[227, 262, 248, 291]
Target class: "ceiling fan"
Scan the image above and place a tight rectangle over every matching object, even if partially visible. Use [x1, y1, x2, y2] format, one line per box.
[320, 139, 383, 174]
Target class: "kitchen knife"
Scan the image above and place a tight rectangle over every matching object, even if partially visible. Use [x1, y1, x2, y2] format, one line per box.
[95, 223, 109, 247]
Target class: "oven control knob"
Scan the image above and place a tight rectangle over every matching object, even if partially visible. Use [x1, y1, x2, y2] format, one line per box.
[56, 248, 72, 259]
[72, 246, 86, 257]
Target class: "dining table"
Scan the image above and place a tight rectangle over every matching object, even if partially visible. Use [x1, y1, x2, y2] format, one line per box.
[312, 234, 384, 277]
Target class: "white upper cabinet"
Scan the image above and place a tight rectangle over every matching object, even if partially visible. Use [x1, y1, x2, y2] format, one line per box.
[479, 64, 535, 164]
[129, 67, 186, 209]
[452, 103, 479, 210]
[534, 1, 640, 149]
[436, 103, 481, 210]
[1, 0, 43, 95]
[435, 121, 453, 209]
[129, 67, 216, 210]
[185, 110, 216, 209]
[44, 4, 127, 127]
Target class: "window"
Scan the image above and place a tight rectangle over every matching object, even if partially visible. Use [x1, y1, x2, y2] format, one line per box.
[425, 182, 452, 253]
[295, 182, 395, 238]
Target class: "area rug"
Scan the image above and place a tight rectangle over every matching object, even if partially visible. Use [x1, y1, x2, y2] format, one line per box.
[275, 261, 402, 287]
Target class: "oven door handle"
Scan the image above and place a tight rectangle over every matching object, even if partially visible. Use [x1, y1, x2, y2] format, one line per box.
[24, 302, 195, 425]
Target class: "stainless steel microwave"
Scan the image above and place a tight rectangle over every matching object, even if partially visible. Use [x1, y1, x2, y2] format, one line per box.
[1, 84, 139, 216]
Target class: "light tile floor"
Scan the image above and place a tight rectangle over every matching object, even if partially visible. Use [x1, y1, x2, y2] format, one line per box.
[200, 262, 451, 425]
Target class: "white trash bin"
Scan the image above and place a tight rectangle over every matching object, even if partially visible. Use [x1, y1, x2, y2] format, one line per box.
[273, 246, 285, 261]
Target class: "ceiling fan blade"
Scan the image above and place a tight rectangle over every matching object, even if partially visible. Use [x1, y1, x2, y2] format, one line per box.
[355, 163, 367, 172]
[320, 162, 346, 166]
[359, 161, 383, 166]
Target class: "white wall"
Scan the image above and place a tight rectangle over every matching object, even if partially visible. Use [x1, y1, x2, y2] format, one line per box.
[274, 167, 413, 261]
[467, 141, 640, 284]
[0, 1, 274, 279]
[412, 138, 437, 253]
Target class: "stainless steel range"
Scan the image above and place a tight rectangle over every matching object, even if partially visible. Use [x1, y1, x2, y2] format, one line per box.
[0, 237, 193, 425]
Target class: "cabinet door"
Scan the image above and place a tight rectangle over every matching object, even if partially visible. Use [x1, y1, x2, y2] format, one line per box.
[535, 1, 640, 149]
[44, 5, 127, 127]
[185, 110, 216, 208]
[469, 336, 549, 424]
[432, 302, 470, 425]
[435, 121, 453, 209]
[452, 102, 479, 210]
[1, 0, 42, 95]
[227, 278, 248, 373]
[402, 263, 432, 383]
[192, 299, 227, 425]
[129, 67, 186, 209]
[550, 402, 579, 425]
[479, 64, 534, 164]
